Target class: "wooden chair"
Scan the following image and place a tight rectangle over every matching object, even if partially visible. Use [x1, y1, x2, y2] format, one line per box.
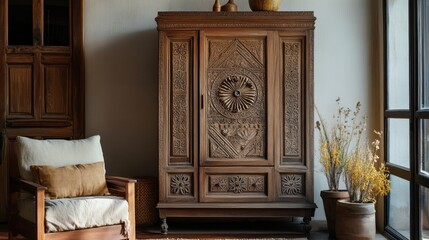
[8, 136, 136, 240]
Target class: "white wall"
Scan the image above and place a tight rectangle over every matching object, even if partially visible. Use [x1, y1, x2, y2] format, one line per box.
[84, 0, 380, 221]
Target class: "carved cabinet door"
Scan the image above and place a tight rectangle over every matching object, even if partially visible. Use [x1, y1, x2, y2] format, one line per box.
[199, 30, 275, 166]
[199, 30, 276, 202]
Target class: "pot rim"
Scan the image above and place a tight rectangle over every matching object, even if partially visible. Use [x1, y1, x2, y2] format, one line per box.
[337, 199, 376, 214]
[320, 189, 349, 198]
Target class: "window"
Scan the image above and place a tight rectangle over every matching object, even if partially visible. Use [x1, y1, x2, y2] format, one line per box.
[384, 0, 429, 239]
[7, 0, 70, 46]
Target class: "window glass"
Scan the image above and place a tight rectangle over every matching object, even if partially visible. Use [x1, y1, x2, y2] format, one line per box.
[387, 0, 409, 109]
[388, 175, 410, 239]
[44, 0, 69, 46]
[422, 186, 429, 240]
[8, 0, 33, 45]
[388, 119, 410, 168]
[420, 120, 429, 173]
[420, 0, 429, 109]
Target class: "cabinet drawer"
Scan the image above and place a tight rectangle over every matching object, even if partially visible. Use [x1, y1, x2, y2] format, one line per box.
[200, 167, 274, 202]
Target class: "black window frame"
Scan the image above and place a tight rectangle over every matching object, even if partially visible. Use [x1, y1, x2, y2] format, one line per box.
[384, 0, 429, 239]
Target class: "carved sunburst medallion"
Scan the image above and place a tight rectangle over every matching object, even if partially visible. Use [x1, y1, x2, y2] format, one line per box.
[218, 75, 257, 113]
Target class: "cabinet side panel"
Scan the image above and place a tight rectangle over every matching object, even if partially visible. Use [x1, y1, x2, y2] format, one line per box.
[168, 36, 194, 166]
[280, 37, 305, 165]
[169, 40, 192, 163]
[159, 31, 198, 203]
[276, 34, 311, 202]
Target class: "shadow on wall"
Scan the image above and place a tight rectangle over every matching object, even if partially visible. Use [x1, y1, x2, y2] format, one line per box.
[86, 28, 159, 178]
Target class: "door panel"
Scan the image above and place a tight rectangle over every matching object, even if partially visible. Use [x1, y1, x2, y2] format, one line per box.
[41, 59, 71, 119]
[7, 64, 34, 118]
[200, 167, 274, 202]
[200, 31, 274, 166]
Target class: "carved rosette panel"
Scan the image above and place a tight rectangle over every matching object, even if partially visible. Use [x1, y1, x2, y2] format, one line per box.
[170, 174, 192, 196]
[283, 42, 301, 157]
[209, 175, 265, 193]
[281, 174, 303, 196]
[207, 38, 267, 160]
[171, 41, 190, 157]
[218, 75, 257, 113]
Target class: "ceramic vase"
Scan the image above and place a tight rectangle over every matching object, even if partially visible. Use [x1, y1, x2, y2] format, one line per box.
[221, 0, 238, 12]
[320, 190, 349, 237]
[248, 0, 281, 11]
[213, 0, 221, 12]
[335, 199, 376, 240]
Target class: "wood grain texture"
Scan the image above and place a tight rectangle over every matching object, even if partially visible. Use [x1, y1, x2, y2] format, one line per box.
[0, 0, 85, 227]
[157, 12, 316, 235]
[156, 12, 316, 31]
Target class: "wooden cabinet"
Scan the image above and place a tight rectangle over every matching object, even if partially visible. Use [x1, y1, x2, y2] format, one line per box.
[156, 12, 316, 234]
[0, 0, 84, 221]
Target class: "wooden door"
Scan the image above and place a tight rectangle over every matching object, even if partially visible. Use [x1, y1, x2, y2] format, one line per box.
[199, 30, 276, 202]
[0, 0, 84, 221]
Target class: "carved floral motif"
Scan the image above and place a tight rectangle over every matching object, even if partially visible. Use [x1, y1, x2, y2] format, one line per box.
[210, 176, 228, 192]
[283, 42, 301, 157]
[248, 176, 265, 192]
[170, 174, 191, 195]
[281, 174, 302, 195]
[171, 41, 189, 156]
[209, 175, 266, 193]
[229, 176, 248, 193]
[218, 75, 257, 113]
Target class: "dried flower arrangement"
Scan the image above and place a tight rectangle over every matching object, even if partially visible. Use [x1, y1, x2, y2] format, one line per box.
[315, 98, 365, 191]
[344, 130, 391, 203]
[316, 98, 391, 202]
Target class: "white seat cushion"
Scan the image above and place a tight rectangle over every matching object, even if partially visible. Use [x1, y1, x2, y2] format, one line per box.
[18, 196, 130, 233]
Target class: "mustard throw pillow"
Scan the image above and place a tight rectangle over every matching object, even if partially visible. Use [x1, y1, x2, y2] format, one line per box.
[31, 162, 109, 199]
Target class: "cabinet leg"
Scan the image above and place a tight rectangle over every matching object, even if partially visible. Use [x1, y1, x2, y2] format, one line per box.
[9, 232, 18, 240]
[303, 217, 311, 236]
[161, 218, 168, 235]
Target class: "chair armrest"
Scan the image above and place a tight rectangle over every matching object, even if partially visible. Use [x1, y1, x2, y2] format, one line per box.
[106, 176, 136, 239]
[10, 176, 47, 195]
[106, 176, 137, 185]
[9, 176, 46, 235]
[106, 176, 136, 196]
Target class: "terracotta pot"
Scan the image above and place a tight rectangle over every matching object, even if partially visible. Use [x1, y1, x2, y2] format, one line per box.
[248, 0, 281, 11]
[335, 199, 376, 240]
[320, 190, 349, 237]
